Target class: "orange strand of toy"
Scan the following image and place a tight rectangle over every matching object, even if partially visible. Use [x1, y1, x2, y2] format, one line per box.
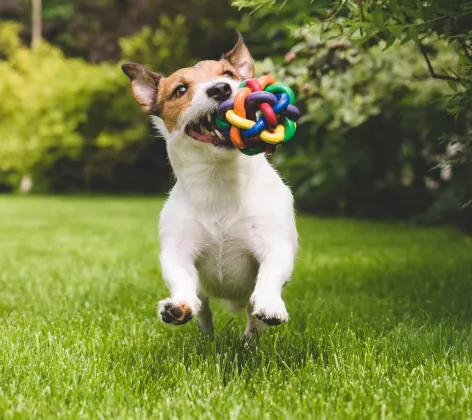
[258, 75, 277, 90]
[230, 126, 246, 149]
[234, 87, 251, 119]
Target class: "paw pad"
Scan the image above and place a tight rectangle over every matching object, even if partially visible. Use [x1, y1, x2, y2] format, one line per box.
[253, 309, 288, 326]
[159, 301, 193, 325]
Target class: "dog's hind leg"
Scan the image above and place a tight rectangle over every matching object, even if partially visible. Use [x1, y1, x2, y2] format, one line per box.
[196, 296, 213, 332]
[243, 301, 267, 337]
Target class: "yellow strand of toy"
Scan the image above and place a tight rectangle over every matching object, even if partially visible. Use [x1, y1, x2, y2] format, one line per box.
[225, 110, 285, 144]
[225, 110, 254, 130]
[260, 125, 285, 144]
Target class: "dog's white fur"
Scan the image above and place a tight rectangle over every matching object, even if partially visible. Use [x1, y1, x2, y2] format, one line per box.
[152, 75, 298, 335]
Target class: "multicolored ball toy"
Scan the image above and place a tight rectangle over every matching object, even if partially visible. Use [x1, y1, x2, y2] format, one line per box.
[216, 75, 300, 156]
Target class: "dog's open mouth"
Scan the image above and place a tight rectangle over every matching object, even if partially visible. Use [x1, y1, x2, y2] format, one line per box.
[185, 112, 233, 148]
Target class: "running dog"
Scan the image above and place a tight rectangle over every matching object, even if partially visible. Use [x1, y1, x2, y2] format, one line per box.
[122, 32, 298, 335]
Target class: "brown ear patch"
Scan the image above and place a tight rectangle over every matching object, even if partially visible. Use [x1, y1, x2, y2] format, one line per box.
[122, 63, 162, 115]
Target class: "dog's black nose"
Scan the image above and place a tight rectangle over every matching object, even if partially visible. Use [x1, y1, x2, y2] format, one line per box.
[206, 82, 232, 102]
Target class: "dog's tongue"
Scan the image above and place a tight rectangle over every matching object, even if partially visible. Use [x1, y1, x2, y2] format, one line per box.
[189, 128, 215, 143]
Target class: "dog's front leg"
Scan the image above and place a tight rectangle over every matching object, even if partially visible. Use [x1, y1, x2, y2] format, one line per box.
[157, 245, 202, 326]
[250, 235, 296, 327]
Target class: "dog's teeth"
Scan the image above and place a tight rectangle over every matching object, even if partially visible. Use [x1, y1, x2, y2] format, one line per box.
[214, 130, 224, 140]
[207, 113, 212, 123]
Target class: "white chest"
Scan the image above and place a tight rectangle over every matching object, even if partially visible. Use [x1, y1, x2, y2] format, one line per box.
[196, 219, 258, 300]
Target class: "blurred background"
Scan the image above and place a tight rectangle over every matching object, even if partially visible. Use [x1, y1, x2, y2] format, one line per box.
[0, 0, 471, 231]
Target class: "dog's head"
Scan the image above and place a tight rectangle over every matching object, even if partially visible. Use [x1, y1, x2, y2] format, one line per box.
[122, 31, 254, 152]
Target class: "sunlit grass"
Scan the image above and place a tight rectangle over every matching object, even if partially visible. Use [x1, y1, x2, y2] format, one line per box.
[1, 196, 472, 419]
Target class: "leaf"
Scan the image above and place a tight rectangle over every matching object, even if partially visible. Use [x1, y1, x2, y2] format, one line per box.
[414, 0, 424, 14]
[372, 4, 385, 29]
[383, 34, 396, 50]
[389, 25, 403, 39]
[458, 53, 471, 66]
[388, 0, 406, 24]
[361, 0, 374, 22]
[447, 79, 458, 92]
[401, 32, 411, 44]
[401, 5, 422, 19]
[443, 18, 452, 35]
[407, 26, 419, 44]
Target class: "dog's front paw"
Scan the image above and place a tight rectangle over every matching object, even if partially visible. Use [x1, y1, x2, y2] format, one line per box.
[158, 298, 198, 325]
[250, 292, 289, 326]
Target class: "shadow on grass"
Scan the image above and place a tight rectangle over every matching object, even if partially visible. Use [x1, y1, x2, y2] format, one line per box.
[119, 323, 322, 390]
[289, 251, 472, 333]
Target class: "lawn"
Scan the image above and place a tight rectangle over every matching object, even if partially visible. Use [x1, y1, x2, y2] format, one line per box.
[1, 196, 472, 419]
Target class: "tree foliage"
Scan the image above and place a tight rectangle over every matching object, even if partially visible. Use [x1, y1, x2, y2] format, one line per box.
[235, 0, 472, 230]
[0, 21, 146, 189]
[235, 0, 472, 158]
[3, 0, 241, 63]
[119, 15, 191, 75]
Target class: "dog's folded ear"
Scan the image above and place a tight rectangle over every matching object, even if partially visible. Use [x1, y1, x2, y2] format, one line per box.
[223, 31, 254, 80]
[121, 63, 162, 115]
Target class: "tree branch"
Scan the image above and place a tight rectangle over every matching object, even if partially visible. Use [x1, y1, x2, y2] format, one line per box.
[419, 43, 460, 82]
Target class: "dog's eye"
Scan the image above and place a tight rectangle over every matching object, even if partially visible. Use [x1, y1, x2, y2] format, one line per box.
[173, 85, 188, 98]
[223, 70, 235, 79]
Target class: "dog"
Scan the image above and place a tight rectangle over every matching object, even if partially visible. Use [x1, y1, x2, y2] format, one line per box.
[122, 32, 298, 336]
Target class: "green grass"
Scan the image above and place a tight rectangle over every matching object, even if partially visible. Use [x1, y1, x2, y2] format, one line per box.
[1, 196, 472, 419]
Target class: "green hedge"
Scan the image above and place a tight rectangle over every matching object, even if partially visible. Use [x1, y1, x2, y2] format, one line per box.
[0, 21, 170, 193]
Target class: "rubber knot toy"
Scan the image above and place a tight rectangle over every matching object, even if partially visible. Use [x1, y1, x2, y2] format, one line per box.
[216, 75, 300, 156]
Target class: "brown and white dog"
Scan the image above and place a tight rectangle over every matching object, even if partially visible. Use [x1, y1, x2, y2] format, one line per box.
[122, 32, 298, 335]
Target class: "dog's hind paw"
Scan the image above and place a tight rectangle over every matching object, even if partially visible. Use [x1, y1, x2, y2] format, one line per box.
[250, 293, 289, 326]
[158, 298, 194, 325]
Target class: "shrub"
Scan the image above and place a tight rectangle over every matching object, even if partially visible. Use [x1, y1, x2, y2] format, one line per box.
[234, 0, 472, 231]
[0, 21, 155, 192]
[256, 24, 470, 225]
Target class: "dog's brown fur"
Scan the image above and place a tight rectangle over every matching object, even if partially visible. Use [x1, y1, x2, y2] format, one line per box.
[122, 32, 253, 131]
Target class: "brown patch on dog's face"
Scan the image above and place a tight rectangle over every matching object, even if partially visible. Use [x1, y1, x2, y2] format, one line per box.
[153, 60, 241, 131]
[122, 31, 254, 133]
